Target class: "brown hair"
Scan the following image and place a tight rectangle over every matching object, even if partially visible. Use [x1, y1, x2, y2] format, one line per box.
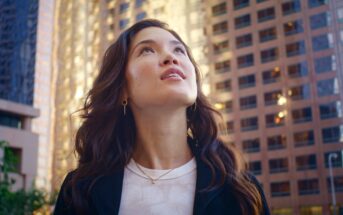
[67, 19, 263, 214]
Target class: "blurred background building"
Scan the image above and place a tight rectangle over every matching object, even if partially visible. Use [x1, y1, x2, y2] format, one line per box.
[0, 0, 55, 191]
[204, 0, 343, 214]
[1, 0, 343, 214]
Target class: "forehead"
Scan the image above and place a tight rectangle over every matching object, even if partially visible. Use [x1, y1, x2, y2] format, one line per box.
[130, 27, 180, 47]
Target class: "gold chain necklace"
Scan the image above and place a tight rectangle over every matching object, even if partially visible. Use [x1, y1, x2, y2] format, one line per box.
[133, 159, 176, 184]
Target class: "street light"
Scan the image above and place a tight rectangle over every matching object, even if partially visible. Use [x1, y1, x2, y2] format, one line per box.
[328, 152, 338, 215]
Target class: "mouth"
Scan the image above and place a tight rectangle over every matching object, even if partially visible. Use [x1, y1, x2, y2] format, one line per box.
[160, 68, 186, 80]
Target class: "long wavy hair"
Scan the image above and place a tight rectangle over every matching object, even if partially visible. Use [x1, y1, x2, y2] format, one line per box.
[66, 19, 263, 214]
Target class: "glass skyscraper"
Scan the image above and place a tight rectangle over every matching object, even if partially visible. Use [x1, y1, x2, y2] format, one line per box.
[0, 0, 39, 105]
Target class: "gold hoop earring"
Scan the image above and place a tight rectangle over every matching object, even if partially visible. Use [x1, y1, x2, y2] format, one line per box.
[122, 99, 128, 115]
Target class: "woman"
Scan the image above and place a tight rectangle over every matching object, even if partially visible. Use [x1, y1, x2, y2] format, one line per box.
[54, 19, 270, 215]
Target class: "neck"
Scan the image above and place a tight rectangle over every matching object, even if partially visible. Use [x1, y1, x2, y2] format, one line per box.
[131, 107, 193, 169]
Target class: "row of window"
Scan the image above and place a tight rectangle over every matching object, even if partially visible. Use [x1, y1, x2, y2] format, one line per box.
[213, 35, 333, 64]
[117, 11, 147, 30]
[117, 0, 146, 14]
[213, 0, 328, 16]
[216, 77, 339, 101]
[242, 127, 342, 153]
[266, 175, 343, 198]
[249, 152, 342, 176]
[215, 56, 336, 79]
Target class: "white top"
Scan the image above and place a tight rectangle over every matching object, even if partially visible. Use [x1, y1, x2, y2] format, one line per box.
[118, 157, 197, 215]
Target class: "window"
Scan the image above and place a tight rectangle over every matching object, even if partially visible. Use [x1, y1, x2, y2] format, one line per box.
[320, 101, 342, 120]
[237, 53, 254, 68]
[135, 0, 145, 8]
[242, 138, 260, 153]
[288, 84, 311, 101]
[338, 8, 343, 23]
[269, 158, 288, 173]
[312, 34, 333, 52]
[294, 130, 315, 147]
[0, 111, 22, 129]
[239, 74, 255, 89]
[296, 154, 317, 170]
[258, 7, 275, 23]
[272, 208, 293, 215]
[300, 206, 323, 214]
[241, 117, 258, 131]
[213, 21, 228, 35]
[240, 95, 257, 110]
[310, 12, 330, 30]
[215, 79, 231, 92]
[266, 113, 285, 127]
[213, 40, 229, 54]
[227, 121, 234, 134]
[298, 179, 319, 195]
[261, 47, 278, 63]
[3, 147, 22, 173]
[259, 27, 277, 42]
[286, 41, 306, 57]
[257, 0, 268, 3]
[119, 19, 129, 29]
[120, 2, 129, 13]
[264, 90, 282, 106]
[236, 34, 252, 49]
[317, 78, 339, 97]
[263, 67, 281, 84]
[284, 20, 303, 36]
[292, 107, 312, 123]
[136, 12, 146, 21]
[215, 60, 231, 74]
[223, 100, 233, 113]
[327, 176, 343, 192]
[282, 0, 301, 16]
[234, 0, 249, 10]
[271, 181, 290, 197]
[212, 2, 227, 16]
[314, 56, 336, 74]
[308, 0, 328, 8]
[267, 135, 287, 150]
[288, 62, 308, 78]
[324, 151, 343, 168]
[322, 126, 343, 143]
[249, 161, 262, 175]
[235, 14, 251, 29]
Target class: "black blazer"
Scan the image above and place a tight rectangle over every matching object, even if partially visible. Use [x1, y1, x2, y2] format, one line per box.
[54, 148, 270, 215]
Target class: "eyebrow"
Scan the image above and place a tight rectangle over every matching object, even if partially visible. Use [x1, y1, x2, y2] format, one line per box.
[131, 39, 184, 55]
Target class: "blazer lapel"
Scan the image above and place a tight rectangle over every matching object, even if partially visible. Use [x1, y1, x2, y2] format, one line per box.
[192, 145, 225, 215]
[90, 168, 124, 214]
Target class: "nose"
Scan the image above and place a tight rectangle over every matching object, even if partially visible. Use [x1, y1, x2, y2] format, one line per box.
[160, 52, 179, 66]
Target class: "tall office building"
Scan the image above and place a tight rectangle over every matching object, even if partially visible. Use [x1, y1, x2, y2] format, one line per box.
[51, 0, 208, 190]
[0, 0, 55, 191]
[205, 0, 343, 214]
[0, 0, 40, 190]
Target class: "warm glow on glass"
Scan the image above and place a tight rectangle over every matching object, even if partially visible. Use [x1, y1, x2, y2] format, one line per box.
[214, 102, 224, 110]
[277, 95, 287, 105]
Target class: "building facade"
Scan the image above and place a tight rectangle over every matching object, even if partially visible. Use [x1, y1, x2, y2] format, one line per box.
[205, 0, 343, 214]
[0, 0, 40, 190]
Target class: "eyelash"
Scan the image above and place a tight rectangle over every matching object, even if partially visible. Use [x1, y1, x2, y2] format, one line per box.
[138, 46, 186, 55]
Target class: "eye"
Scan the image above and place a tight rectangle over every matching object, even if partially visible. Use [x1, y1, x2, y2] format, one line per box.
[139, 47, 154, 55]
[174, 46, 186, 54]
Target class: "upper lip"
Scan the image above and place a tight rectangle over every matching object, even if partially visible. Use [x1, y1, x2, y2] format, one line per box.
[160, 68, 186, 80]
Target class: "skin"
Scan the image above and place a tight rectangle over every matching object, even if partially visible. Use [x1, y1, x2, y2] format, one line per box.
[124, 27, 197, 169]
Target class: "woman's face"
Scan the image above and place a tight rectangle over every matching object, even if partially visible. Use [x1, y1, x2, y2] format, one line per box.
[125, 27, 197, 111]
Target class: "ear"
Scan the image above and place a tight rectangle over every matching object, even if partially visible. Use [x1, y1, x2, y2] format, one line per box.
[122, 85, 129, 101]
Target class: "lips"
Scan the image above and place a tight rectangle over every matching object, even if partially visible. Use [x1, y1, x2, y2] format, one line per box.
[160, 68, 186, 80]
